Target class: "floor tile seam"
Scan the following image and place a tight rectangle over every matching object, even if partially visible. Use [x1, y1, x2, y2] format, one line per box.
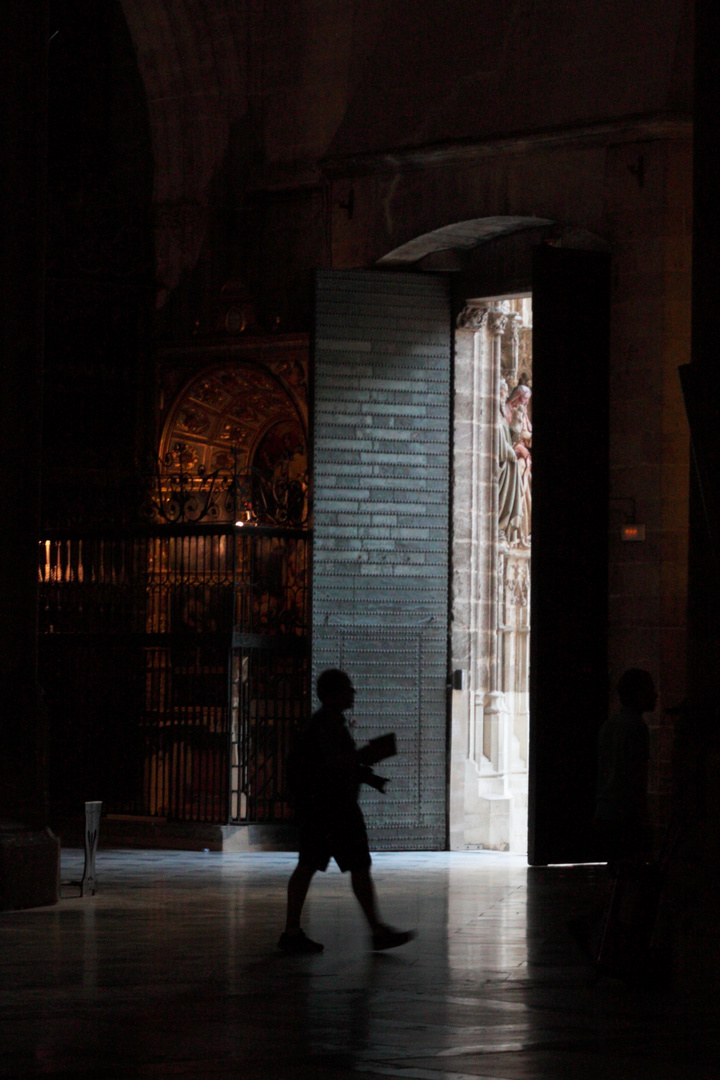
[353, 1067, 512, 1080]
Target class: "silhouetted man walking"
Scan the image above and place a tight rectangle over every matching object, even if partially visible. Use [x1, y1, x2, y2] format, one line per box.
[279, 669, 414, 955]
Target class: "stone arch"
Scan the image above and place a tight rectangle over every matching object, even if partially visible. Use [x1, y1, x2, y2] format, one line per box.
[377, 216, 555, 266]
[376, 215, 610, 275]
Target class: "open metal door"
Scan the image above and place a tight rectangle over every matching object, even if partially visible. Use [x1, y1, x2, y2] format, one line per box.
[528, 246, 611, 865]
[312, 270, 451, 849]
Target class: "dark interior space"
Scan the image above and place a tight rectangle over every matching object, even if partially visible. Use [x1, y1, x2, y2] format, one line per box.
[2, 1, 720, 1076]
[44, 0, 155, 528]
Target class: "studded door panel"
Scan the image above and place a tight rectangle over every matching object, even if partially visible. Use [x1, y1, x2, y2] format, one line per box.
[312, 271, 451, 849]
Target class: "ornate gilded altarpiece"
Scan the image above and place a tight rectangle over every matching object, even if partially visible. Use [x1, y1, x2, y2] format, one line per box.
[40, 294, 311, 828]
[156, 328, 308, 527]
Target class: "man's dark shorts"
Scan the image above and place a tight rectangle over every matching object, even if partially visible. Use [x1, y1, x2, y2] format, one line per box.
[297, 799, 372, 873]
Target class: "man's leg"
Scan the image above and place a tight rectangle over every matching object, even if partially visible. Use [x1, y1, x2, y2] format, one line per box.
[350, 866, 415, 950]
[350, 866, 382, 931]
[285, 861, 315, 932]
[279, 861, 324, 954]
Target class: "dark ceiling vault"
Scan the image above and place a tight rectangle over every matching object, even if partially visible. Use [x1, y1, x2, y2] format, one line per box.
[120, 1, 249, 303]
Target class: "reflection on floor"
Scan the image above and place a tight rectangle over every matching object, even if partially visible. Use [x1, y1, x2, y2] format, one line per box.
[1, 849, 717, 1079]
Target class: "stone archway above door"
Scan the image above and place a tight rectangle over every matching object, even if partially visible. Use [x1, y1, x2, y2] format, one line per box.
[376, 217, 610, 274]
[377, 216, 555, 267]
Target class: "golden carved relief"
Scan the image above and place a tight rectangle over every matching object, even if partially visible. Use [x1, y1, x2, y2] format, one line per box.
[156, 359, 308, 525]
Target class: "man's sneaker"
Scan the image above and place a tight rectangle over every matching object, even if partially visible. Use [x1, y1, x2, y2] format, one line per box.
[372, 925, 416, 951]
[278, 929, 324, 955]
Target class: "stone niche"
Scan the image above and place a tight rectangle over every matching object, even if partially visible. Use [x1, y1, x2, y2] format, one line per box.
[450, 297, 532, 853]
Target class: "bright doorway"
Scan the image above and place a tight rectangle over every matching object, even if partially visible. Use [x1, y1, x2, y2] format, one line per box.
[450, 294, 532, 853]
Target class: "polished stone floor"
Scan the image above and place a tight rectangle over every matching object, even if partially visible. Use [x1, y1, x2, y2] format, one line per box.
[1, 849, 717, 1079]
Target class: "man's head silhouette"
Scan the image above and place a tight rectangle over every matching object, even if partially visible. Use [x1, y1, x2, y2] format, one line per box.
[316, 669, 355, 711]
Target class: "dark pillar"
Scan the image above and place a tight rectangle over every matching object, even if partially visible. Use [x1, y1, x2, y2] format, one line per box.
[665, 0, 720, 981]
[0, 2, 60, 908]
[691, 4, 720, 373]
[685, 2, 720, 825]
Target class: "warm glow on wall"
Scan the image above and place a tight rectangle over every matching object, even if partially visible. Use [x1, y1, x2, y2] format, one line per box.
[621, 524, 646, 542]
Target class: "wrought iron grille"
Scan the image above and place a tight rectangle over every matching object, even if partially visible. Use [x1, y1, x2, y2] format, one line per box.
[230, 635, 307, 822]
[38, 526, 309, 825]
[229, 529, 310, 822]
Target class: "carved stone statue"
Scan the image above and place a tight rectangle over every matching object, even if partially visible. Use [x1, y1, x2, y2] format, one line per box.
[506, 383, 532, 544]
[498, 380, 524, 542]
[497, 381, 532, 545]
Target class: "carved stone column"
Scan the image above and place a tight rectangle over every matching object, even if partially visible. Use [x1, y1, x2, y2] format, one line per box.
[453, 303, 490, 767]
[503, 313, 522, 388]
[454, 301, 510, 777]
[456, 300, 491, 669]
[486, 303, 509, 706]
